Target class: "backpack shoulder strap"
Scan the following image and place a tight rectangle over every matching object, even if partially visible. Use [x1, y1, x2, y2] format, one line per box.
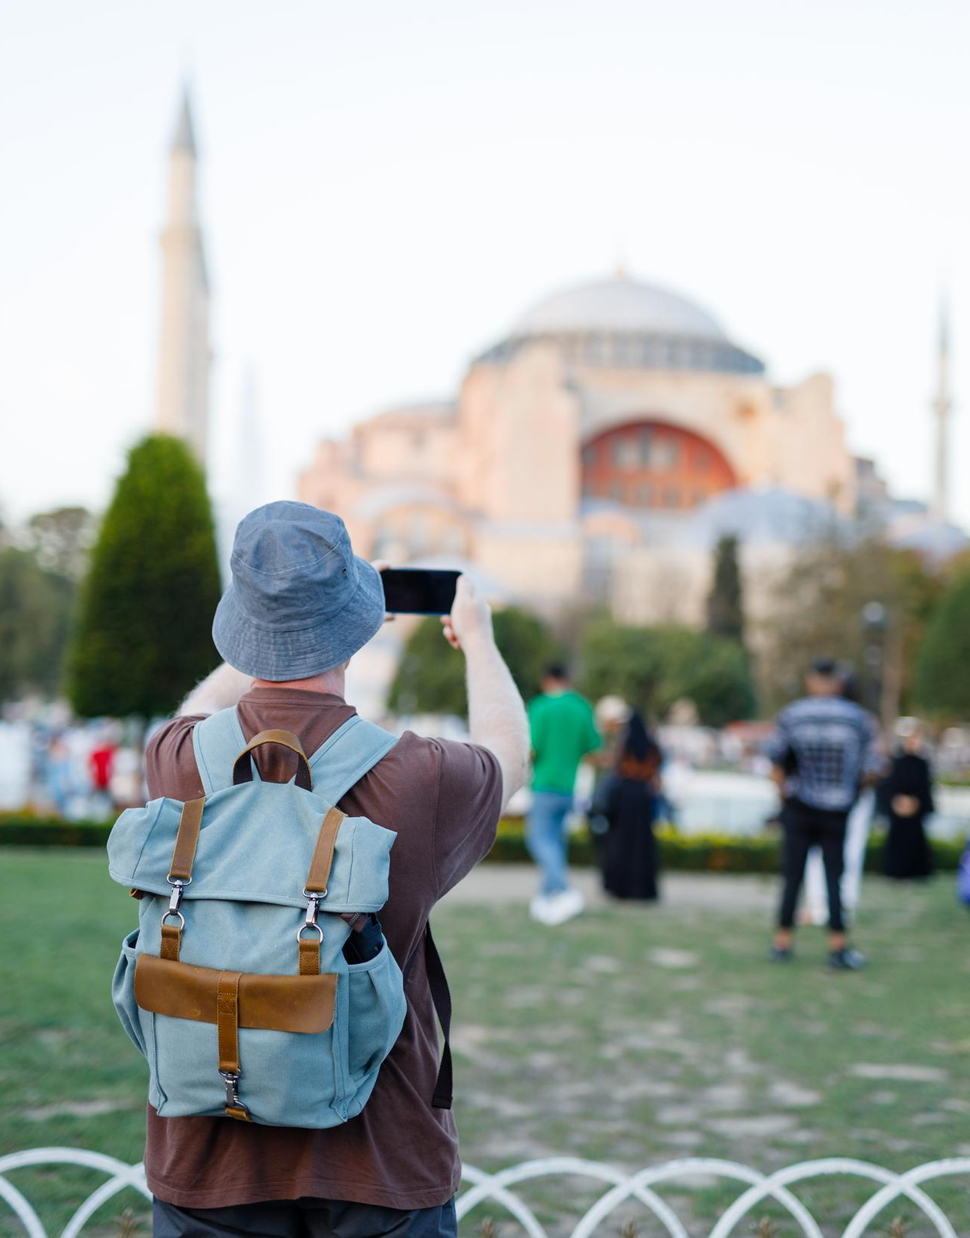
[192, 706, 250, 795]
[404, 922, 453, 1109]
[307, 715, 398, 806]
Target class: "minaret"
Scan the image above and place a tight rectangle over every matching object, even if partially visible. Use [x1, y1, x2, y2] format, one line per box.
[931, 298, 952, 524]
[155, 86, 211, 465]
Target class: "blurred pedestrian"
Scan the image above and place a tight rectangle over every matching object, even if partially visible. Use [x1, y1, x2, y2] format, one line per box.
[526, 664, 600, 925]
[878, 718, 935, 880]
[109, 744, 144, 812]
[803, 662, 876, 925]
[768, 657, 882, 970]
[597, 711, 663, 901]
[88, 728, 117, 817]
[44, 734, 73, 817]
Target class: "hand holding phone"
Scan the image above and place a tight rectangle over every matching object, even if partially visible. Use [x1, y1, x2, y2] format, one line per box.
[441, 575, 493, 652]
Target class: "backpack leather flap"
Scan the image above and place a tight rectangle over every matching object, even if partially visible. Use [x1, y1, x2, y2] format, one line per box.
[134, 954, 336, 1034]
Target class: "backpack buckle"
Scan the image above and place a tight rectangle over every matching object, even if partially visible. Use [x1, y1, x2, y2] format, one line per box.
[303, 892, 321, 927]
[221, 1072, 251, 1121]
[166, 881, 185, 914]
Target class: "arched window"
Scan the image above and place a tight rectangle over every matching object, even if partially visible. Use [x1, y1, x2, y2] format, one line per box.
[580, 419, 737, 511]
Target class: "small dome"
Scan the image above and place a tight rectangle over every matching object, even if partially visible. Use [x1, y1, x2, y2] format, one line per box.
[513, 276, 728, 342]
[683, 487, 843, 548]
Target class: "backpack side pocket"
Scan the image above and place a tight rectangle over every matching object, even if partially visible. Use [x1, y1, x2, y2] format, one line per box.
[343, 941, 408, 1111]
[111, 929, 147, 1057]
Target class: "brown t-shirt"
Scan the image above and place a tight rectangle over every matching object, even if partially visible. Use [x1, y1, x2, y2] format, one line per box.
[141, 687, 502, 1211]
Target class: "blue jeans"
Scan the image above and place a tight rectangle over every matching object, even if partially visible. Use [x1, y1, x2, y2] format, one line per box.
[153, 1196, 456, 1238]
[526, 790, 574, 895]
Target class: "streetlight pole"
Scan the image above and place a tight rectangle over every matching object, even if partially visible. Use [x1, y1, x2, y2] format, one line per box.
[861, 601, 888, 723]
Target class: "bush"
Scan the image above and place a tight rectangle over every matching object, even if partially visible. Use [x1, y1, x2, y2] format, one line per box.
[0, 815, 114, 848]
[3, 814, 964, 875]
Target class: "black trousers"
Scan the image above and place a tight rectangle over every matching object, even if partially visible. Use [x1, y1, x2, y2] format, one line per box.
[777, 800, 849, 933]
[153, 1197, 457, 1238]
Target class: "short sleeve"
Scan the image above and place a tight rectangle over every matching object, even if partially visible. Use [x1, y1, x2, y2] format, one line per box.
[431, 738, 504, 899]
[145, 715, 207, 801]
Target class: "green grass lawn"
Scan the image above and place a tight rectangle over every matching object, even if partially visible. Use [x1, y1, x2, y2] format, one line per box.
[1, 850, 968, 1237]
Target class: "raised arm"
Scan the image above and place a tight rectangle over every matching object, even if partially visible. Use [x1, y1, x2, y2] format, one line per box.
[442, 576, 530, 809]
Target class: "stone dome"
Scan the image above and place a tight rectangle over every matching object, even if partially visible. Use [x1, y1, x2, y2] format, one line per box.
[513, 276, 728, 341]
[478, 274, 764, 375]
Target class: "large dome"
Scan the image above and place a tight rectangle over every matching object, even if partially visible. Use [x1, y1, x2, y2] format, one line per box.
[513, 276, 728, 341]
[478, 274, 763, 375]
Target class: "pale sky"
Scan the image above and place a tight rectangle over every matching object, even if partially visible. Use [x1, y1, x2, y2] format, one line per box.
[2, 0, 968, 529]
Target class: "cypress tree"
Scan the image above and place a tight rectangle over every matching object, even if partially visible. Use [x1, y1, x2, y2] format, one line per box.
[706, 535, 745, 644]
[68, 435, 222, 718]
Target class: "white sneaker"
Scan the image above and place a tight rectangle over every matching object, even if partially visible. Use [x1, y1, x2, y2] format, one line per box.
[535, 886, 585, 926]
[529, 893, 559, 924]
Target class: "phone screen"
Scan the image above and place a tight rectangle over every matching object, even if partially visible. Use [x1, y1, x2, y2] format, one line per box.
[381, 569, 460, 615]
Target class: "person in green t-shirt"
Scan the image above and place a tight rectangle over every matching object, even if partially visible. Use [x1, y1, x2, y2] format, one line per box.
[526, 664, 600, 924]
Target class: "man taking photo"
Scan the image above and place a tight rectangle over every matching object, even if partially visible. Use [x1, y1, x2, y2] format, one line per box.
[144, 501, 529, 1238]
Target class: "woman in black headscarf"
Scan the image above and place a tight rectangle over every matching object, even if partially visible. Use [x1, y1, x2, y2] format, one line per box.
[599, 711, 663, 900]
[878, 719, 935, 880]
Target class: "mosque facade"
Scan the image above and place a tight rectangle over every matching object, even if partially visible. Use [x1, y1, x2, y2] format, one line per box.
[151, 86, 960, 630]
[298, 275, 856, 624]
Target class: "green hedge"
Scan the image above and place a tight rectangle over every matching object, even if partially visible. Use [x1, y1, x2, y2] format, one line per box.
[0, 815, 114, 848]
[489, 823, 966, 873]
[3, 813, 964, 874]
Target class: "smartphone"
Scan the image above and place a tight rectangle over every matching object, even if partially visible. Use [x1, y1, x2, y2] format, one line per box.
[381, 568, 460, 615]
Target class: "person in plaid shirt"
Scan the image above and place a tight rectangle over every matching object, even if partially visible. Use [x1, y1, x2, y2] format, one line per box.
[767, 658, 882, 970]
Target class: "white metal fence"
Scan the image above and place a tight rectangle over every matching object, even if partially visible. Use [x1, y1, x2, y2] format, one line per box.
[2, 1148, 969, 1238]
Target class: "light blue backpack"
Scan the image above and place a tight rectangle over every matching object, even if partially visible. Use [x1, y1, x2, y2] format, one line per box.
[107, 707, 409, 1127]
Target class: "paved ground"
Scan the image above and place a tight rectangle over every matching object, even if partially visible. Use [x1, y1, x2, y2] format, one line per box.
[444, 863, 778, 912]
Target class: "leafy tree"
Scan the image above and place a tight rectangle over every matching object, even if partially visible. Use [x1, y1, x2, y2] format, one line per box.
[68, 436, 222, 718]
[579, 619, 756, 726]
[706, 535, 745, 643]
[684, 636, 757, 727]
[913, 568, 970, 718]
[0, 547, 75, 702]
[387, 605, 560, 716]
[757, 535, 947, 718]
[26, 506, 97, 582]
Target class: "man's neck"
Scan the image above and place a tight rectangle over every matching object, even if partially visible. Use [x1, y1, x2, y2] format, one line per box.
[252, 667, 346, 697]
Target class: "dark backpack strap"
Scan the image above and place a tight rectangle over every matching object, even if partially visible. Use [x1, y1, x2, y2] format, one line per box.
[405, 922, 453, 1110]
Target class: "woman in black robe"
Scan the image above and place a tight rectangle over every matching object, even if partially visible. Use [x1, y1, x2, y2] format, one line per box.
[599, 711, 663, 900]
[878, 722, 935, 880]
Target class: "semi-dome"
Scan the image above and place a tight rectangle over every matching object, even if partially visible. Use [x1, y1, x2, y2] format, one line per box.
[477, 273, 764, 375]
[514, 276, 728, 341]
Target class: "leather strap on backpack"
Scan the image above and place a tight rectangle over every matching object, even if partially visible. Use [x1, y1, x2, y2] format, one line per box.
[305, 806, 345, 894]
[160, 797, 205, 962]
[232, 730, 313, 791]
[216, 969, 252, 1122]
[297, 806, 347, 975]
[168, 797, 205, 883]
[405, 923, 453, 1109]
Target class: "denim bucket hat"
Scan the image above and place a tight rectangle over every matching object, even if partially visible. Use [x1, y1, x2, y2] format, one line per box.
[212, 502, 385, 680]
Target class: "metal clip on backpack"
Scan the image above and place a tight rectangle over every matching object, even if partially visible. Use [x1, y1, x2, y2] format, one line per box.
[108, 708, 408, 1127]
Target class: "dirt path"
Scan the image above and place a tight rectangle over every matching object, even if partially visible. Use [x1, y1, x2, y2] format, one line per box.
[445, 864, 778, 912]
